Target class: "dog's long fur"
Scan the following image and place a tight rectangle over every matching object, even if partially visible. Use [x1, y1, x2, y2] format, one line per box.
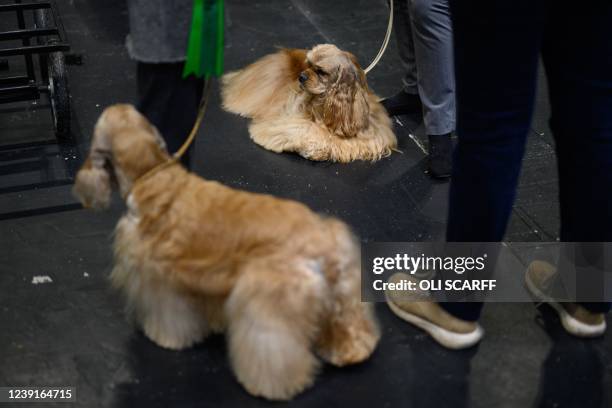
[73, 105, 380, 400]
[221, 44, 397, 162]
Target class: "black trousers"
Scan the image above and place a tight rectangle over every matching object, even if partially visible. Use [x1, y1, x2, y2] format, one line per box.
[443, 0, 612, 320]
[136, 62, 204, 168]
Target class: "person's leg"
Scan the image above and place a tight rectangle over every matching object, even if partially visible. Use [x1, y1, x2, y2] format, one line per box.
[442, 0, 548, 321]
[542, 2, 612, 315]
[408, 0, 455, 178]
[387, 2, 547, 344]
[407, 0, 454, 137]
[394, 0, 418, 96]
[382, 0, 422, 116]
[137, 62, 204, 168]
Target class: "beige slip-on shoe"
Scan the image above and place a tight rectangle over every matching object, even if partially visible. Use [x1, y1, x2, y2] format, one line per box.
[525, 260, 606, 337]
[385, 272, 484, 349]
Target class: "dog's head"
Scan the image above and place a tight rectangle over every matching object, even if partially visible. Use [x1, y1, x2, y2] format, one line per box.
[73, 104, 168, 210]
[299, 44, 370, 137]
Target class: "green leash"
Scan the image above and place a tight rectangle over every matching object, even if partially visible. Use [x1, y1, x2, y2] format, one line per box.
[183, 0, 225, 79]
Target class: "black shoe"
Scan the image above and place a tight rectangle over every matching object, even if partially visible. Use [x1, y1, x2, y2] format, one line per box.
[381, 90, 422, 116]
[428, 134, 452, 179]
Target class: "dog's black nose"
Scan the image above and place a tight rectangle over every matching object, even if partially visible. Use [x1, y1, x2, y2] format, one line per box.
[299, 72, 308, 84]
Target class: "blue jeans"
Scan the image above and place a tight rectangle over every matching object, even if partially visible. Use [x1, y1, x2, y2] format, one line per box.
[443, 0, 612, 320]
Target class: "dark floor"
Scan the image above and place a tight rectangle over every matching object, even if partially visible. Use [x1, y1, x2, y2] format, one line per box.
[0, 1, 610, 407]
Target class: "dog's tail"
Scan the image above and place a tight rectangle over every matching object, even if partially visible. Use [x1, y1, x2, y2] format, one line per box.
[221, 49, 307, 120]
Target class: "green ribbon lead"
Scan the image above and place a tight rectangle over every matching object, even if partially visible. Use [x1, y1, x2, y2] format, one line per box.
[183, 0, 224, 78]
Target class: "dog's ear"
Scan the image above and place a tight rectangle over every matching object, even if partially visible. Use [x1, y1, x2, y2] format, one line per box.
[73, 109, 116, 210]
[322, 62, 370, 138]
[345, 51, 368, 90]
[73, 156, 112, 210]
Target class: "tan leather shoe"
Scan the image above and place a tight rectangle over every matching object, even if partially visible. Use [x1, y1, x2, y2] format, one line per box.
[385, 273, 483, 349]
[525, 260, 606, 337]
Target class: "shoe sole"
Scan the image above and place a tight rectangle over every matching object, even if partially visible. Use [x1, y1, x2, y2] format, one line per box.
[524, 272, 606, 337]
[429, 173, 451, 180]
[385, 292, 484, 350]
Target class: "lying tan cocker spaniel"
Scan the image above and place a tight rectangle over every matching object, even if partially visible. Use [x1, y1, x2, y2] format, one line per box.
[222, 44, 397, 162]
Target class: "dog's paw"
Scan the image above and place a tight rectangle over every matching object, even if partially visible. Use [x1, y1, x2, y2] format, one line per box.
[249, 128, 291, 153]
[229, 319, 319, 400]
[235, 353, 318, 401]
[141, 317, 207, 351]
[316, 307, 380, 367]
[318, 326, 379, 366]
[239, 372, 316, 401]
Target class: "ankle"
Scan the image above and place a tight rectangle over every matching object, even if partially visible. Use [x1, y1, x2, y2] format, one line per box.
[427, 133, 453, 178]
[381, 90, 422, 116]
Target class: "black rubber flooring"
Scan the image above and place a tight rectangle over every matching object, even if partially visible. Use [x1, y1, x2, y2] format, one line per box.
[0, 1, 610, 407]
